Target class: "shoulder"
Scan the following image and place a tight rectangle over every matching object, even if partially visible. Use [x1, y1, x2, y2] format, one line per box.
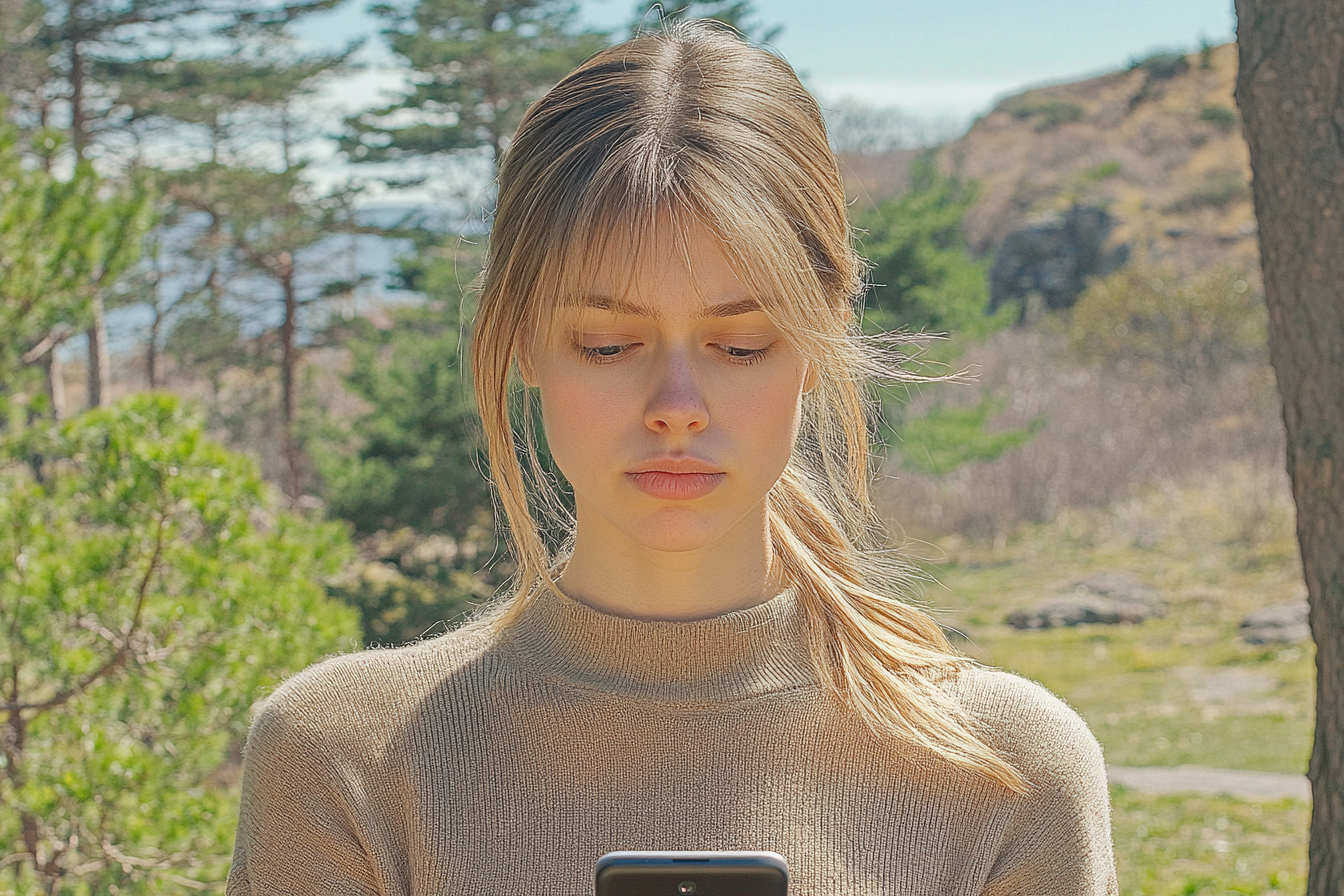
[950, 664, 1105, 788]
[245, 620, 501, 759]
[950, 667, 1117, 893]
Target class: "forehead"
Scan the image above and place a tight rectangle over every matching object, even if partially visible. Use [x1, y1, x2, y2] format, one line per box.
[559, 214, 763, 320]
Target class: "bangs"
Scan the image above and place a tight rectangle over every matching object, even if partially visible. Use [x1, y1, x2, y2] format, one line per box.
[512, 152, 851, 358]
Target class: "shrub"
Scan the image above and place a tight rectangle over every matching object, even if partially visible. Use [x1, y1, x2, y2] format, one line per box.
[1002, 96, 1086, 131]
[0, 393, 359, 892]
[894, 397, 1044, 476]
[1164, 170, 1251, 213]
[1131, 51, 1191, 80]
[1199, 104, 1240, 134]
[852, 155, 1001, 339]
[1066, 265, 1266, 385]
[1078, 160, 1122, 184]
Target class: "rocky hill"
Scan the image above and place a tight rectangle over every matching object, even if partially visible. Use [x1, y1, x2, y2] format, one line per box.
[840, 43, 1258, 302]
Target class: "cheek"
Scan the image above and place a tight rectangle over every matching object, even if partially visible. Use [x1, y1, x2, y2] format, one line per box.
[535, 369, 634, 478]
[727, 373, 806, 470]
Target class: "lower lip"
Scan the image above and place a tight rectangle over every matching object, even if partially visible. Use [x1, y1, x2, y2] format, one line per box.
[626, 471, 725, 500]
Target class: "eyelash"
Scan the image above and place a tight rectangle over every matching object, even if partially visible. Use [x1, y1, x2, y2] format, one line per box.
[572, 342, 772, 365]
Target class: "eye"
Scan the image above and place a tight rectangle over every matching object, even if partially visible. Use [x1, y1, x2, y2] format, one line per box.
[718, 344, 771, 364]
[574, 341, 634, 363]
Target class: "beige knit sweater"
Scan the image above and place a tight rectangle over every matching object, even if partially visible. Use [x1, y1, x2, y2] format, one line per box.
[226, 588, 1118, 895]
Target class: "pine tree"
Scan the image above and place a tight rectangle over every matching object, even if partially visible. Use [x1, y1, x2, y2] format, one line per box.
[109, 44, 362, 505]
[165, 158, 367, 503]
[1, 0, 350, 410]
[13, 8, 365, 502]
[342, 0, 607, 177]
[0, 122, 153, 425]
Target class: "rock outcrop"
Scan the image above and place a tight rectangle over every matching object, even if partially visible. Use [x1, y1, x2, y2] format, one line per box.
[987, 204, 1132, 319]
[1006, 571, 1163, 630]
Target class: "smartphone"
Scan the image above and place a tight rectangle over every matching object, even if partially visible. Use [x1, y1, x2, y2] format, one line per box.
[595, 850, 788, 896]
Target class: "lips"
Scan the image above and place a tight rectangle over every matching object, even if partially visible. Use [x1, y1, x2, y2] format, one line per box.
[625, 458, 725, 500]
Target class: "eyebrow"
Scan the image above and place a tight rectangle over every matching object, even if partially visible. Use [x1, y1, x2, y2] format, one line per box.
[576, 295, 764, 320]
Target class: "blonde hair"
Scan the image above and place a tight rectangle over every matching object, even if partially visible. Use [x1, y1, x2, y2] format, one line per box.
[470, 20, 1025, 792]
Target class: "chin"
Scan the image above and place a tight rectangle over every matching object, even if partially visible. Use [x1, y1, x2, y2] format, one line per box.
[628, 516, 730, 554]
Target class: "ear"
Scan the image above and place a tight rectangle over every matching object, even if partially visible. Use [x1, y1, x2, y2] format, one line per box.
[802, 359, 820, 395]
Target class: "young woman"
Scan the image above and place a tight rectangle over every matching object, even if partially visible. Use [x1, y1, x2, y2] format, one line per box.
[227, 20, 1117, 896]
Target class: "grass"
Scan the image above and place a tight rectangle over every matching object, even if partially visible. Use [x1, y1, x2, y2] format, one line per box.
[941, 607, 1313, 774]
[923, 489, 1314, 774]
[901, 465, 1315, 890]
[1111, 788, 1308, 895]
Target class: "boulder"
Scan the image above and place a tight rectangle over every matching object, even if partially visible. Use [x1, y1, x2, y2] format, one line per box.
[987, 203, 1131, 321]
[1006, 571, 1162, 630]
[1239, 600, 1311, 645]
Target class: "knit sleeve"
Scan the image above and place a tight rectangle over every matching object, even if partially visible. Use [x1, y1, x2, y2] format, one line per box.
[225, 691, 383, 896]
[970, 671, 1118, 896]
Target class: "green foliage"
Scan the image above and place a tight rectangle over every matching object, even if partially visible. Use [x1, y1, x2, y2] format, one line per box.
[325, 528, 506, 646]
[1001, 95, 1086, 131]
[1198, 103, 1239, 134]
[895, 398, 1044, 476]
[162, 294, 252, 392]
[3, 0, 347, 156]
[316, 299, 491, 536]
[313, 290, 507, 646]
[628, 0, 781, 42]
[1066, 265, 1266, 385]
[854, 156, 1022, 466]
[853, 156, 1004, 339]
[0, 392, 359, 892]
[343, 0, 608, 171]
[104, 50, 343, 140]
[0, 121, 154, 419]
[1058, 161, 1123, 206]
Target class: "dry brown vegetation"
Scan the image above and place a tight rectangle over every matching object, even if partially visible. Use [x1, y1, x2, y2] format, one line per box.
[935, 43, 1256, 274]
[880, 327, 1286, 548]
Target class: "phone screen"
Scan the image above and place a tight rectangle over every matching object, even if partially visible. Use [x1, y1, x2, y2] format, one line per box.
[595, 851, 788, 896]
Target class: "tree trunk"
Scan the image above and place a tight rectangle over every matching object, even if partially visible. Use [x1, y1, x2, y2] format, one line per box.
[85, 293, 110, 408]
[277, 252, 300, 503]
[1235, 3, 1344, 892]
[42, 351, 67, 421]
[68, 26, 86, 158]
[67, 10, 111, 408]
[146, 306, 160, 390]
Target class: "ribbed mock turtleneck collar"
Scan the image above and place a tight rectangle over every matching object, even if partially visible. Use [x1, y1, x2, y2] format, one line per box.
[499, 587, 819, 702]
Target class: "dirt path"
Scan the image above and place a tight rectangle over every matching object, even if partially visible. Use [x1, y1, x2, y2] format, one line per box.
[1107, 765, 1310, 801]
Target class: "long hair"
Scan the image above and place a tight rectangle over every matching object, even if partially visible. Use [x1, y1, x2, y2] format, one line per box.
[470, 20, 1026, 792]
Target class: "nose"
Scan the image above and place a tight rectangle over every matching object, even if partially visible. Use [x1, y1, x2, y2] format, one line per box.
[644, 348, 709, 434]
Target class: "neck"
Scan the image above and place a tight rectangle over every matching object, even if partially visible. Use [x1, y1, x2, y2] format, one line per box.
[558, 502, 779, 621]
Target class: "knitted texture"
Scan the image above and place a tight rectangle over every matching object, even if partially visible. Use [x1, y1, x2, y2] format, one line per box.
[227, 589, 1118, 895]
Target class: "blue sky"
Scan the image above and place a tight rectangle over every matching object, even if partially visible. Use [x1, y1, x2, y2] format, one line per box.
[299, 0, 1237, 121]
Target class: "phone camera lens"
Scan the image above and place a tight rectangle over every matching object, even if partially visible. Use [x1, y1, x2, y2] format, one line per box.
[677, 882, 696, 895]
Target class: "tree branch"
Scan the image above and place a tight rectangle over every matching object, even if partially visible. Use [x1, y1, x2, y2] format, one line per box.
[19, 328, 75, 366]
[0, 513, 166, 718]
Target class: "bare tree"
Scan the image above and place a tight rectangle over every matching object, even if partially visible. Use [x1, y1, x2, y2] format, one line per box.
[1235, 2, 1344, 891]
